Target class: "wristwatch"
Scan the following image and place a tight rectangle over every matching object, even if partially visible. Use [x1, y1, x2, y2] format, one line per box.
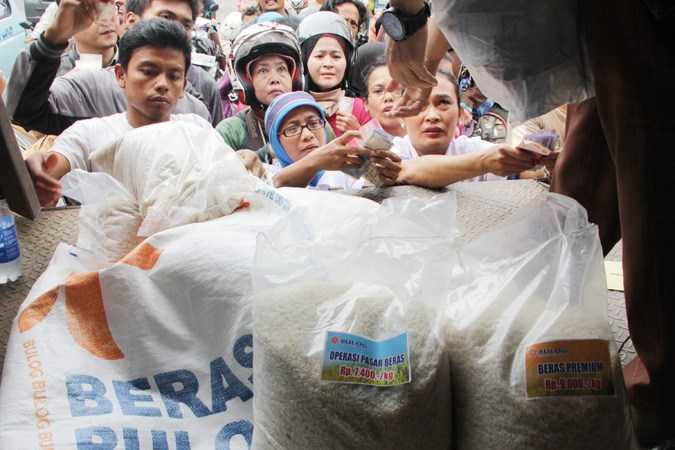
[376, 2, 431, 41]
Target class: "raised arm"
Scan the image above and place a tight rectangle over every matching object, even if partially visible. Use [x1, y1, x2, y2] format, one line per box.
[7, 0, 107, 134]
[387, 17, 450, 117]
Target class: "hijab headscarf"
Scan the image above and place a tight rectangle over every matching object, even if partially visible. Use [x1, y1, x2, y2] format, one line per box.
[264, 92, 329, 186]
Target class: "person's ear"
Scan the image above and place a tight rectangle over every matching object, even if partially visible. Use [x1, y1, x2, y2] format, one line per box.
[125, 12, 139, 27]
[114, 64, 126, 89]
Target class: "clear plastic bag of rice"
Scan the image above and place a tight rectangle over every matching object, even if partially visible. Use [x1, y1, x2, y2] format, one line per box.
[445, 193, 638, 450]
[252, 281, 450, 450]
[250, 193, 457, 450]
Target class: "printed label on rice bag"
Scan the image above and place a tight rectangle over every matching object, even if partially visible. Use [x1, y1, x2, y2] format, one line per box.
[321, 331, 411, 387]
[525, 339, 614, 398]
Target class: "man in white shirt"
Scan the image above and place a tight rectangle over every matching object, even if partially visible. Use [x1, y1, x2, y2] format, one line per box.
[393, 70, 546, 187]
[26, 18, 213, 207]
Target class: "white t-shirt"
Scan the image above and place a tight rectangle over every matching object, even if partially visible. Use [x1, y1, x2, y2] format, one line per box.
[391, 134, 503, 182]
[51, 113, 212, 173]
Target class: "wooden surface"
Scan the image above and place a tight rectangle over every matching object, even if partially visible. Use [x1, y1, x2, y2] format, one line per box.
[0, 207, 79, 384]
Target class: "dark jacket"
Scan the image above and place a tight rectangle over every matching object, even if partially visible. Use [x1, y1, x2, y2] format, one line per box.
[6, 34, 212, 135]
[54, 41, 223, 126]
[186, 64, 223, 126]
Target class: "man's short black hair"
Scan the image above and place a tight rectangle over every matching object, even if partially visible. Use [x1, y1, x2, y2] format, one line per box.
[362, 55, 386, 99]
[321, 0, 368, 26]
[437, 69, 461, 104]
[119, 18, 192, 72]
[126, 0, 202, 20]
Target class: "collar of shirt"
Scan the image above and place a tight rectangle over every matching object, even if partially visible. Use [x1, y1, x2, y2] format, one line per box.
[70, 42, 120, 67]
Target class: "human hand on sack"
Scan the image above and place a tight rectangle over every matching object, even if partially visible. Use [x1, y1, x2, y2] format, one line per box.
[44, 0, 113, 46]
[308, 131, 372, 171]
[385, 23, 437, 90]
[387, 83, 431, 118]
[25, 153, 66, 207]
[480, 145, 540, 177]
[237, 149, 265, 179]
[369, 150, 402, 185]
[335, 111, 360, 133]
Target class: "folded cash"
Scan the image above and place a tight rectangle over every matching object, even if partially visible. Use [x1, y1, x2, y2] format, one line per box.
[519, 130, 561, 155]
[340, 128, 396, 186]
[363, 128, 394, 151]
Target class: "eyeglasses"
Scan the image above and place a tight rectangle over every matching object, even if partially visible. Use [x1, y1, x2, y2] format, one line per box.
[279, 118, 325, 137]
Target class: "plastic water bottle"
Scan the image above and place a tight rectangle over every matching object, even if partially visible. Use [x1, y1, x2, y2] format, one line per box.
[0, 198, 22, 284]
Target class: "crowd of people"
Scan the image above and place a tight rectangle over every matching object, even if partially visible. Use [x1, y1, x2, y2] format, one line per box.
[4, 0, 557, 205]
[2, 0, 673, 446]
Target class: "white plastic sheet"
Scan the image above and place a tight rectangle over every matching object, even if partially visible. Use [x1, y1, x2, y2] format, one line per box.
[0, 188, 381, 450]
[89, 121, 260, 237]
[431, 0, 594, 122]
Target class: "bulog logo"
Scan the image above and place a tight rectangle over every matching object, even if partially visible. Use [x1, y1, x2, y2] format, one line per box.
[17, 243, 162, 360]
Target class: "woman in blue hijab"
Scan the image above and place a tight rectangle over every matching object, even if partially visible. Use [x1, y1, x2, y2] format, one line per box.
[264, 92, 401, 188]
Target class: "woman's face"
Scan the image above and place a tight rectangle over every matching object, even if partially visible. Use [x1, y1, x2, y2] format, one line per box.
[307, 36, 347, 90]
[404, 76, 459, 156]
[278, 106, 327, 161]
[250, 55, 293, 105]
[365, 65, 404, 133]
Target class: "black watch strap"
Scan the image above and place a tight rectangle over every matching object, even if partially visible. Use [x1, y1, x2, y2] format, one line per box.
[403, 2, 430, 37]
[381, 2, 430, 41]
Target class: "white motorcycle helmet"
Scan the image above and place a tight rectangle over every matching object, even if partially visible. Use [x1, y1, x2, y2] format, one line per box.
[297, 11, 355, 90]
[228, 22, 304, 107]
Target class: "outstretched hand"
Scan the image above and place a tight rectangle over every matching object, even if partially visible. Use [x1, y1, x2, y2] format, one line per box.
[385, 15, 450, 118]
[480, 146, 541, 177]
[25, 153, 63, 207]
[385, 23, 437, 90]
[386, 81, 432, 118]
[368, 150, 402, 186]
[311, 131, 372, 171]
[334, 112, 360, 133]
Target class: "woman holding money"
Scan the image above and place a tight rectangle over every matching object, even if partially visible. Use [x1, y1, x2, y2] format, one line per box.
[394, 70, 548, 187]
[263, 92, 402, 189]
